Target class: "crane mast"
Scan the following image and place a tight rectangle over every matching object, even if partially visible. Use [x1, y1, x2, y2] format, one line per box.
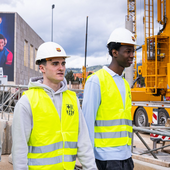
[141, 0, 170, 98]
[144, 0, 154, 40]
[130, 0, 170, 127]
[127, 0, 137, 85]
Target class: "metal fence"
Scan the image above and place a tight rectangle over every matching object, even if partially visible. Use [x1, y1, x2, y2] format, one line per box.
[0, 84, 28, 120]
[132, 126, 170, 159]
[0, 84, 83, 120]
[1, 84, 170, 166]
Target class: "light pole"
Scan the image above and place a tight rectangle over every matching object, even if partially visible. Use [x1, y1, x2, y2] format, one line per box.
[82, 16, 88, 89]
[51, 4, 55, 42]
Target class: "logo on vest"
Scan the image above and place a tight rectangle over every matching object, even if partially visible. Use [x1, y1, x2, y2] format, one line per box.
[66, 104, 74, 116]
[128, 91, 131, 100]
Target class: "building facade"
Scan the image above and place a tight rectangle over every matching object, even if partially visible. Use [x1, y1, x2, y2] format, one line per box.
[0, 12, 44, 85]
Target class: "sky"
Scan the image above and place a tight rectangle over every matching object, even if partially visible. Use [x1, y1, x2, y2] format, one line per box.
[0, 0, 161, 69]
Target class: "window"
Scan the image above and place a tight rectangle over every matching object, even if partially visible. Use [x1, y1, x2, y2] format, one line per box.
[35, 48, 39, 71]
[30, 44, 34, 69]
[24, 40, 28, 67]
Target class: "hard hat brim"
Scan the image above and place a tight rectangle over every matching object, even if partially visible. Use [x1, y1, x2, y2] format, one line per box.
[45, 56, 70, 61]
[120, 43, 139, 46]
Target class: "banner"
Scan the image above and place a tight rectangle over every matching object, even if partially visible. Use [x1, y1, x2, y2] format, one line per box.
[0, 13, 14, 81]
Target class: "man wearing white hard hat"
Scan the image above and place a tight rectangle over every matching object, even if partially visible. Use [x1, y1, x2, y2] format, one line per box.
[12, 42, 97, 170]
[82, 28, 136, 170]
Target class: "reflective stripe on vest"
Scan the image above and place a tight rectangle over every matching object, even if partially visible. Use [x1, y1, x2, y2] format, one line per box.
[28, 155, 77, 166]
[95, 119, 132, 127]
[94, 69, 132, 147]
[24, 89, 79, 170]
[28, 141, 77, 153]
[95, 131, 132, 139]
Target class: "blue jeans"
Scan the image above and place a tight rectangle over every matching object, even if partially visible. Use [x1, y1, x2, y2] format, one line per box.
[96, 157, 134, 170]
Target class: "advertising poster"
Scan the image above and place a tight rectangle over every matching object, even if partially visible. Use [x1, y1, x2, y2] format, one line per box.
[0, 13, 15, 81]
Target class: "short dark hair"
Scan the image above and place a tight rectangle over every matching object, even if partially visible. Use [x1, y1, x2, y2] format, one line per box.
[107, 42, 122, 57]
[0, 34, 5, 41]
[36, 59, 47, 66]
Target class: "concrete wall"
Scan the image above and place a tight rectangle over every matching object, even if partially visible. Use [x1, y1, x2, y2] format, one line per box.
[14, 12, 44, 85]
[1, 120, 12, 155]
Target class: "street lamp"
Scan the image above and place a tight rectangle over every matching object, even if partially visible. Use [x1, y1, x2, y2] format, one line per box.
[51, 4, 55, 41]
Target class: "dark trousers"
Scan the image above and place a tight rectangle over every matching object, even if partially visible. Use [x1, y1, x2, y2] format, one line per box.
[95, 157, 134, 170]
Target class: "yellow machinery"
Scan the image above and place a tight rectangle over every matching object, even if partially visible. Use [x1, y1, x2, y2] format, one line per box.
[82, 66, 86, 89]
[142, 0, 170, 97]
[128, 0, 170, 126]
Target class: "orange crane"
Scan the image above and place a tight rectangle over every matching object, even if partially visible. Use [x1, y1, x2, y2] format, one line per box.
[129, 0, 170, 127]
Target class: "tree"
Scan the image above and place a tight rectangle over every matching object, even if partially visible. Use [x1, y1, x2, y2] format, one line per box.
[75, 77, 79, 82]
[65, 70, 74, 84]
[139, 75, 145, 87]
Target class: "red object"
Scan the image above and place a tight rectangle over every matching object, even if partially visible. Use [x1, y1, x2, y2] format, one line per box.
[5, 49, 13, 65]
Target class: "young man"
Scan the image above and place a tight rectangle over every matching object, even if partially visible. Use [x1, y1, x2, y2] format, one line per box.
[12, 42, 97, 170]
[0, 34, 13, 67]
[82, 28, 136, 170]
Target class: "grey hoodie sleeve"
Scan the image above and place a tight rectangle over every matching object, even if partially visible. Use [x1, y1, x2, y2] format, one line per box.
[12, 95, 32, 170]
[76, 98, 97, 170]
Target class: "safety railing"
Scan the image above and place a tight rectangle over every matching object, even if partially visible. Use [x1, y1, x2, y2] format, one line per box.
[132, 126, 170, 159]
[0, 84, 83, 120]
[0, 84, 28, 120]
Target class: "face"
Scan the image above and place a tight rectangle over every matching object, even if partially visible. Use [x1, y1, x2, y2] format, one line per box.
[40, 57, 66, 84]
[114, 45, 134, 68]
[0, 39, 5, 51]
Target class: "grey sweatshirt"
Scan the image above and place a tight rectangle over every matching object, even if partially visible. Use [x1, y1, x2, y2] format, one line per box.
[12, 77, 97, 170]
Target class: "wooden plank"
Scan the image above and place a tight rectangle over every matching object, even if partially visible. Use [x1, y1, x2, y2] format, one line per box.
[132, 154, 170, 167]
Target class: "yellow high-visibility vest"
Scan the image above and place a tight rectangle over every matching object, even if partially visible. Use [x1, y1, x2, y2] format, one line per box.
[23, 88, 79, 170]
[94, 69, 132, 147]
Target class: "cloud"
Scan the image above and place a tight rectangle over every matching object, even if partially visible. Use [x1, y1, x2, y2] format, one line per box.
[66, 53, 111, 68]
[12, 0, 127, 59]
[1, 0, 22, 6]
[0, 0, 162, 68]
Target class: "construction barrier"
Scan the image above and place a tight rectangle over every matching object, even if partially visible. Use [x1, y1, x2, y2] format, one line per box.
[150, 109, 170, 142]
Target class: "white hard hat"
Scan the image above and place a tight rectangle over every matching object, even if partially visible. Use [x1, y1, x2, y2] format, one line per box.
[35, 42, 70, 64]
[107, 27, 136, 45]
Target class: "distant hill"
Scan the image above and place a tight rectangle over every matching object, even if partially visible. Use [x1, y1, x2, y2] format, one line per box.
[66, 65, 108, 73]
[66, 63, 142, 74]
[66, 68, 81, 73]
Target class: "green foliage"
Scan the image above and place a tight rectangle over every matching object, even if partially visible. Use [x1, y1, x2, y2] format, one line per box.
[75, 77, 79, 82]
[65, 70, 74, 84]
[139, 75, 145, 87]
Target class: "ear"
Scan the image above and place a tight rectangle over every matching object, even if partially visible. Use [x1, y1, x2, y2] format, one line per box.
[112, 49, 118, 58]
[39, 64, 45, 73]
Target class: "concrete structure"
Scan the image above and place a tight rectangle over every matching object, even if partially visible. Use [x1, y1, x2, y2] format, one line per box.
[0, 119, 7, 161]
[125, 17, 134, 88]
[0, 119, 12, 155]
[0, 12, 44, 85]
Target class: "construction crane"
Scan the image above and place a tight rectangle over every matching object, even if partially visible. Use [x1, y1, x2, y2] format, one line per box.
[142, 0, 169, 96]
[82, 16, 88, 89]
[127, 0, 137, 84]
[130, 0, 170, 127]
